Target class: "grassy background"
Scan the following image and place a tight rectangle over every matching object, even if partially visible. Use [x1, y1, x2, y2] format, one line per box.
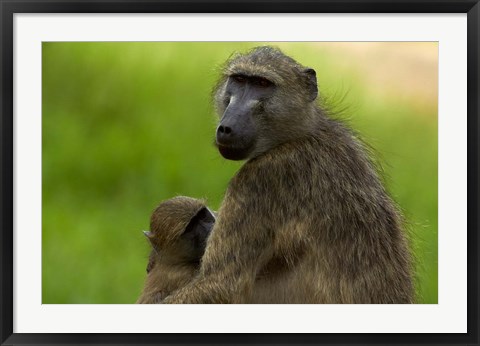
[42, 42, 438, 304]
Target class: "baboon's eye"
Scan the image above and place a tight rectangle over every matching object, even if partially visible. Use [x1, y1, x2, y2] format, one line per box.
[252, 77, 273, 88]
[232, 75, 246, 83]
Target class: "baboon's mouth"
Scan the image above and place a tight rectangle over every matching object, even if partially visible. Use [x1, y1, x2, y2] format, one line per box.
[217, 144, 251, 161]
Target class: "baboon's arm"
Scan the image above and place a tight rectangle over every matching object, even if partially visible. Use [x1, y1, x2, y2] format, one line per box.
[162, 164, 277, 304]
[162, 202, 274, 303]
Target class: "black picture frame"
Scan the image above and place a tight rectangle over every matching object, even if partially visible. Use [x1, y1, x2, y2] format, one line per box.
[1, 1, 479, 345]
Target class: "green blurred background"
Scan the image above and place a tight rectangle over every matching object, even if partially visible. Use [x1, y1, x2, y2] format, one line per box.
[42, 42, 438, 304]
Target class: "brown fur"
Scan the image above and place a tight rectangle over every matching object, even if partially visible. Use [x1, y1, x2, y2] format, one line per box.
[163, 47, 414, 304]
[136, 196, 210, 303]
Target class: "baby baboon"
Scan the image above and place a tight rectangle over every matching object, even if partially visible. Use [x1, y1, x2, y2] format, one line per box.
[163, 46, 413, 304]
[136, 196, 215, 303]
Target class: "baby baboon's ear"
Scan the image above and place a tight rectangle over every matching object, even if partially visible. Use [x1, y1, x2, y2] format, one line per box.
[143, 231, 159, 251]
[142, 231, 158, 273]
[143, 230, 156, 247]
[303, 68, 318, 102]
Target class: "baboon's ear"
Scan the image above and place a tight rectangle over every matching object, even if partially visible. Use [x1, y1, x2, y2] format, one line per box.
[143, 230, 154, 246]
[303, 68, 318, 102]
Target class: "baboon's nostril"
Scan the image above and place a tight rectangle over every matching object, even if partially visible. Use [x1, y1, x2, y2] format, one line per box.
[218, 125, 232, 135]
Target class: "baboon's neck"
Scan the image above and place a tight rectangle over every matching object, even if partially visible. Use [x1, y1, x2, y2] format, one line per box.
[248, 104, 338, 160]
[292, 103, 332, 142]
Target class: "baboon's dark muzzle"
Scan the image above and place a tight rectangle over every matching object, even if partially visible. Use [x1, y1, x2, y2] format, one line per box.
[215, 97, 257, 160]
[216, 124, 236, 146]
[216, 107, 250, 147]
[215, 120, 256, 161]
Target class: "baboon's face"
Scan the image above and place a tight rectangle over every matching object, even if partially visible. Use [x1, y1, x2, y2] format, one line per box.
[176, 207, 215, 262]
[215, 74, 276, 160]
[145, 206, 215, 273]
[214, 47, 318, 161]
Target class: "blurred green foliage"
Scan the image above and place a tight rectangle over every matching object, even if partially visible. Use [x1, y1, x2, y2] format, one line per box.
[42, 42, 437, 304]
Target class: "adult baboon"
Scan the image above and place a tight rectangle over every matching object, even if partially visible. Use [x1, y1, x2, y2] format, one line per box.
[136, 196, 215, 303]
[162, 46, 413, 304]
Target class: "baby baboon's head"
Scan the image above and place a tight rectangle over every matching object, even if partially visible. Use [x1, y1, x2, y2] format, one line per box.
[143, 196, 215, 272]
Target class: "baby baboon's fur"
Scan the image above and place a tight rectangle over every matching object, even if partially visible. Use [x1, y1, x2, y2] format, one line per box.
[136, 196, 214, 303]
[163, 46, 413, 304]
